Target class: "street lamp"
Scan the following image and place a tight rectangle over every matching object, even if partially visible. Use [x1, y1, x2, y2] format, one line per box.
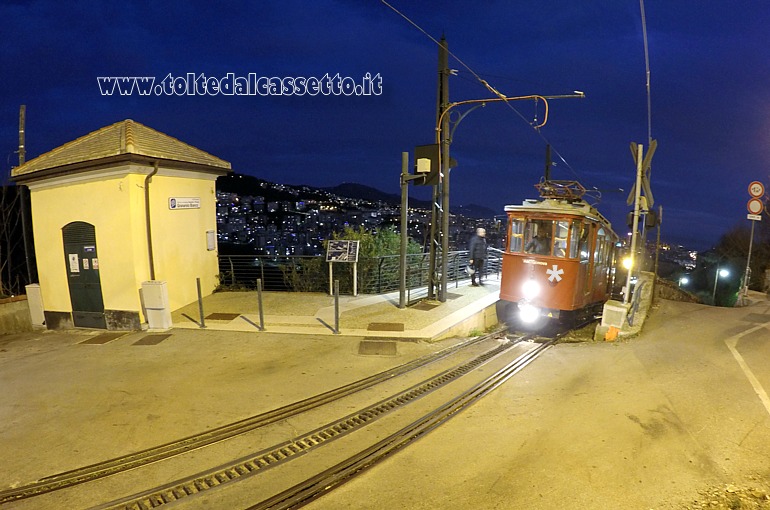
[712, 267, 729, 304]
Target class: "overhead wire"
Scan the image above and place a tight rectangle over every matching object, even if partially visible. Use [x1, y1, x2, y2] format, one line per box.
[640, 0, 653, 146]
[380, 0, 584, 182]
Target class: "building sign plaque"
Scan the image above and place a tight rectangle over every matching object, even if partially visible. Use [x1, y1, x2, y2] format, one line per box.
[169, 197, 201, 210]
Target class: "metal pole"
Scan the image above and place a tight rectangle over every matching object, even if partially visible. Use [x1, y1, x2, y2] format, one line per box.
[257, 278, 265, 330]
[624, 144, 644, 304]
[399, 152, 408, 309]
[743, 219, 756, 296]
[196, 277, 206, 328]
[333, 279, 340, 334]
[654, 205, 662, 278]
[439, 37, 450, 303]
[653, 205, 662, 304]
[427, 186, 438, 299]
[712, 264, 720, 304]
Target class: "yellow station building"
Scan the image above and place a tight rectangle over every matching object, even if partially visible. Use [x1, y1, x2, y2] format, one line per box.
[11, 119, 231, 330]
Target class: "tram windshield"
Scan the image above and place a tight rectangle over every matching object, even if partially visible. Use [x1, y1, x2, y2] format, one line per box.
[508, 216, 588, 259]
[524, 219, 553, 255]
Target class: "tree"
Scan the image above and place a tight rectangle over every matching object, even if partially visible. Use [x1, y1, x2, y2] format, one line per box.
[0, 185, 24, 297]
[281, 226, 422, 294]
[328, 225, 422, 293]
[714, 219, 770, 293]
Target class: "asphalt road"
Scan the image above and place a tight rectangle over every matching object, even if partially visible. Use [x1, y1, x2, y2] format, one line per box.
[308, 298, 770, 509]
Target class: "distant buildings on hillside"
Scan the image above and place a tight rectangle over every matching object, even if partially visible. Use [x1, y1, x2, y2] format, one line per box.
[215, 183, 503, 256]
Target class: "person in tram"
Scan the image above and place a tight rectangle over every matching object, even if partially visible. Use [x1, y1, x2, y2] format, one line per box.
[525, 233, 551, 255]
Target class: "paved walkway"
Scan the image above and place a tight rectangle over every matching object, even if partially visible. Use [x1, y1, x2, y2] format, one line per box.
[170, 279, 501, 341]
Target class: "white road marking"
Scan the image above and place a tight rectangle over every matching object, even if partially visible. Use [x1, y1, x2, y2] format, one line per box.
[725, 322, 770, 417]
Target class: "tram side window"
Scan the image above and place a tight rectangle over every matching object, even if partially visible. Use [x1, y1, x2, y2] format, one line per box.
[577, 223, 590, 262]
[595, 227, 608, 268]
[553, 220, 569, 258]
[569, 221, 581, 258]
[594, 227, 603, 264]
[509, 218, 524, 253]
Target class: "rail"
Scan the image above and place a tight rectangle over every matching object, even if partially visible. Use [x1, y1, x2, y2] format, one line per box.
[217, 249, 503, 295]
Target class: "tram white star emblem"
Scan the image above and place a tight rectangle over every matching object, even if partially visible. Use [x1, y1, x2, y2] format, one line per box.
[546, 264, 564, 283]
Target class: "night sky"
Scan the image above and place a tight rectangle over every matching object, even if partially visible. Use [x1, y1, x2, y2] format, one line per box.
[2, 1, 769, 251]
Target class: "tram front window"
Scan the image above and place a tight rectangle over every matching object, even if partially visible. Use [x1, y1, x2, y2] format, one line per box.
[524, 219, 553, 255]
[509, 218, 524, 252]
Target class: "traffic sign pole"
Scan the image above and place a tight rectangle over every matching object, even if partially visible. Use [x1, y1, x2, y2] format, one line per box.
[743, 181, 765, 297]
[743, 219, 756, 297]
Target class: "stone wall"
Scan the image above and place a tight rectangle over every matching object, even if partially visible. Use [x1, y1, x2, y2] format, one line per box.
[0, 296, 32, 334]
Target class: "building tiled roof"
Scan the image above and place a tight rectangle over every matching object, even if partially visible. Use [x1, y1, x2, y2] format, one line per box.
[11, 119, 231, 178]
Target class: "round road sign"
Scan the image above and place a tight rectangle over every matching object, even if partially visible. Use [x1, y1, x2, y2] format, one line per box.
[749, 181, 765, 198]
[747, 198, 764, 215]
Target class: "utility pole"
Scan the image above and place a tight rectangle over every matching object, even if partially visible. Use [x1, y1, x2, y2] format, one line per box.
[624, 143, 643, 304]
[18, 105, 34, 285]
[427, 36, 450, 302]
[399, 152, 408, 308]
[438, 36, 450, 303]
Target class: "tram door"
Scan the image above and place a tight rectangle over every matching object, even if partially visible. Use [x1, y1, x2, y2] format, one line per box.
[63, 222, 107, 329]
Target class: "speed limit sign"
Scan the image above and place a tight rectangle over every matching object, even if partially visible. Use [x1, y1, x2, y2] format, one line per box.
[749, 181, 765, 198]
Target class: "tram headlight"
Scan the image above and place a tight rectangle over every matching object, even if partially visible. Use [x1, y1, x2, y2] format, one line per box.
[521, 279, 541, 300]
[519, 302, 540, 323]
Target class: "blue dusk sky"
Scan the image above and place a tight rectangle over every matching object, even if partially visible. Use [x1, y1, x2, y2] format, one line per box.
[2, 1, 769, 250]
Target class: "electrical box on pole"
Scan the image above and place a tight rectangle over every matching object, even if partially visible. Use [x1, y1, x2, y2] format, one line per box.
[414, 144, 441, 186]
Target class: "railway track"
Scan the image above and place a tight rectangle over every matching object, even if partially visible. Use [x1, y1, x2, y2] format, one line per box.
[251, 337, 555, 510]
[0, 329, 512, 505]
[90, 332, 536, 510]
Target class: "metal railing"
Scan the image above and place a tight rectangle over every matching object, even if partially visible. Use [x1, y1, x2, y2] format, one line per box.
[217, 249, 503, 295]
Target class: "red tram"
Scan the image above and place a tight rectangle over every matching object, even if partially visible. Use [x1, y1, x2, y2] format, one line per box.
[496, 181, 619, 326]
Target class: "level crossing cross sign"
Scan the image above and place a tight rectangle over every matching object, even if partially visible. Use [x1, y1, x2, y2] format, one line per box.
[626, 139, 657, 207]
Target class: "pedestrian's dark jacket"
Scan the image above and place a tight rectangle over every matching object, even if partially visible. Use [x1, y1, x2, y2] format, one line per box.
[469, 234, 487, 260]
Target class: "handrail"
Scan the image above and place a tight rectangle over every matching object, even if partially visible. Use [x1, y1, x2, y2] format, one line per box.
[216, 250, 502, 295]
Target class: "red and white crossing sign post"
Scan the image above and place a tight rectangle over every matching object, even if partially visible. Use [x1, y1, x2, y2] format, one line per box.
[743, 181, 765, 296]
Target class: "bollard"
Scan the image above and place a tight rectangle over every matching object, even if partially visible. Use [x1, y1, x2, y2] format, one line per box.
[257, 278, 265, 331]
[333, 279, 340, 334]
[196, 277, 206, 328]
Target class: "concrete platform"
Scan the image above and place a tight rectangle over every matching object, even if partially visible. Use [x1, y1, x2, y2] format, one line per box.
[170, 279, 501, 342]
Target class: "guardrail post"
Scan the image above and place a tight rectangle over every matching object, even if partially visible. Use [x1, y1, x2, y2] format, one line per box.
[454, 253, 459, 288]
[196, 277, 206, 329]
[333, 279, 340, 334]
[257, 278, 265, 331]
